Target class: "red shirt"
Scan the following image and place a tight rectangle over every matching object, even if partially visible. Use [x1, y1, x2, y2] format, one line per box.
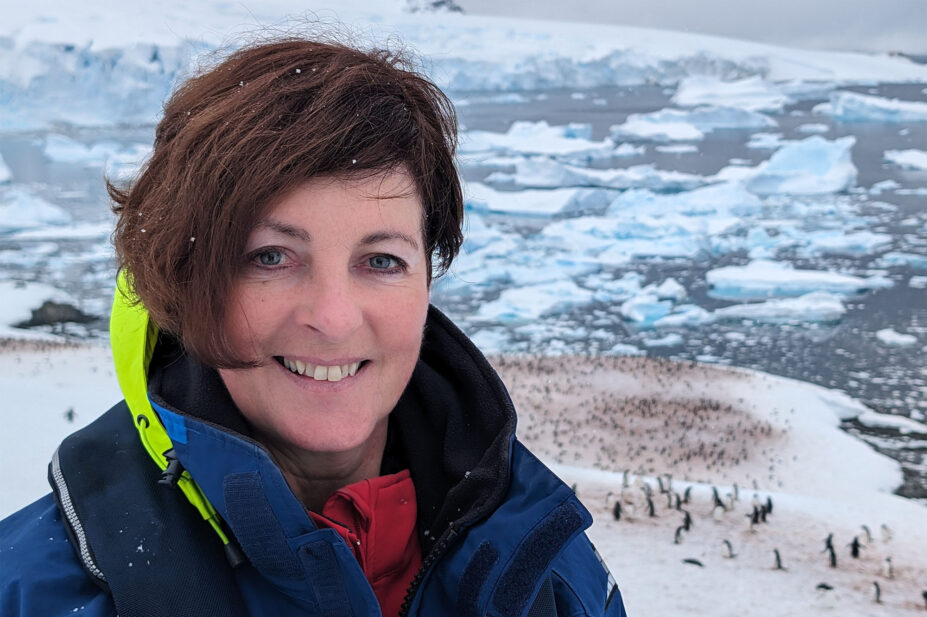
[308, 470, 422, 617]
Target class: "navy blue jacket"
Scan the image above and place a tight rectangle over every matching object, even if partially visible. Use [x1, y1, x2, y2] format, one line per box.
[1, 307, 626, 616]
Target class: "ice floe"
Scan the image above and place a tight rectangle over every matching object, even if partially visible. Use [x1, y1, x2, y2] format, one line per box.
[877, 251, 927, 270]
[460, 121, 614, 160]
[484, 156, 705, 191]
[465, 183, 608, 217]
[706, 259, 891, 300]
[475, 279, 595, 323]
[884, 148, 927, 170]
[741, 136, 857, 195]
[672, 75, 791, 112]
[823, 91, 927, 123]
[713, 291, 846, 324]
[0, 155, 10, 184]
[0, 187, 71, 232]
[642, 333, 684, 347]
[875, 328, 918, 347]
[610, 105, 776, 142]
[0, 280, 77, 339]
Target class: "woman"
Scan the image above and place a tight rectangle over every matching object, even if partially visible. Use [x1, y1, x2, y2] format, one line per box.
[0, 37, 627, 617]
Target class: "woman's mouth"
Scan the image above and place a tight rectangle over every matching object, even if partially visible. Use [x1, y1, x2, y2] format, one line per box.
[274, 357, 363, 382]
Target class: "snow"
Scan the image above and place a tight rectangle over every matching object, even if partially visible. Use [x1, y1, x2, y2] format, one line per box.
[743, 136, 858, 195]
[0, 281, 77, 340]
[856, 411, 927, 435]
[0, 186, 71, 232]
[706, 260, 891, 300]
[875, 328, 918, 347]
[884, 149, 927, 171]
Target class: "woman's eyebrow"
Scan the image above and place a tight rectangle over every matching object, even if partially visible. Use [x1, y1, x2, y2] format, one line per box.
[257, 220, 311, 242]
[360, 231, 420, 251]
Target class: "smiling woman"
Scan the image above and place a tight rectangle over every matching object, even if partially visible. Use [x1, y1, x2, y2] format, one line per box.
[0, 34, 626, 617]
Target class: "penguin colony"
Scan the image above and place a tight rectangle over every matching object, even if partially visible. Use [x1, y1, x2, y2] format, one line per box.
[492, 354, 927, 613]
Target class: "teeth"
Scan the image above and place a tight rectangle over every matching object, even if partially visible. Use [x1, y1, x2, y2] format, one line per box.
[282, 358, 361, 381]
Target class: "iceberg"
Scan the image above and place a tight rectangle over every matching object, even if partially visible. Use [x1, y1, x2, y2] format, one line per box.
[606, 182, 762, 218]
[706, 259, 890, 299]
[460, 121, 615, 159]
[826, 91, 927, 123]
[884, 149, 927, 170]
[798, 230, 892, 257]
[713, 291, 846, 324]
[875, 328, 918, 347]
[0, 187, 71, 233]
[672, 75, 791, 112]
[475, 279, 595, 323]
[653, 304, 714, 328]
[619, 292, 673, 325]
[877, 252, 927, 271]
[484, 156, 705, 191]
[465, 183, 610, 217]
[744, 136, 857, 195]
[610, 105, 776, 142]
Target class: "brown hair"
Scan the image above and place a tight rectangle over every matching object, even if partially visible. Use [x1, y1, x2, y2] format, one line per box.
[110, 37, 463, 367]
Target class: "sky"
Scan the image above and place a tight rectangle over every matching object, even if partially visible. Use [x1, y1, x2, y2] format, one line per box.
[457, 0, 927, 55]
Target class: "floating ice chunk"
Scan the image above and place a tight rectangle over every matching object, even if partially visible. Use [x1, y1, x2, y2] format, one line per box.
[673, 75, 791, 112]
[869, 179, 901, 194]
[796, 123, 829, 134]
[0, 187, 71, 232]
[745, 136, 857, 195]
[713, 292, 846, 324]
[468, 328, 510, 353]
[827, 91, 927, 123]
[706, 259, 889, 299]
[654, 304, 714, 328]
[0, 154, 10, 184]
[910, 275, 927, 288]
[648, 278, 686, 301]
[619, 292, 673, 325]
[746, 132, 787, 150]
[586, 271, 643, 302]
[606, 182, 762, 218]
[604, 343, 644, 356]
[643, 333, 684, 347]
[884, 149, 927, 170]
[11, 220, 113, 241]
[485, 156, 704, 191]
[856, 410, 927, 435]
[460, 121, 614, 158]
[877, 252, 927, 270]
[655, 144, 699, 154]
[476, 279, 594, 323]
[465, 183, 606, 217]
[611, 105, 776, 142]
[799, 230, 892, 257]
[875, 328, 918, 347]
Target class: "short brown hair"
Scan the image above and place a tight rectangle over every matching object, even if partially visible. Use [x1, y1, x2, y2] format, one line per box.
[110, 37, 463, 367]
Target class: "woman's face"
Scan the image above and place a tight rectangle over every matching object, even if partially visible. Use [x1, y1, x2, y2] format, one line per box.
[218, 171, 429, 456]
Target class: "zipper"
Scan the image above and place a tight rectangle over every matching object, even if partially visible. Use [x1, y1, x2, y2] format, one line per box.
[50, 447, 106, 582]
[397, 522, 459, 617]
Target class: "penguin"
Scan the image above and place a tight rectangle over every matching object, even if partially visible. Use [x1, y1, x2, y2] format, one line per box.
[674, 492, 682, 511]
[683, 486, 692, 504]
[759, 505, 767, 523]
[773, 549, 786, 571]
[825, 545, 836, 568]
[622, 469, 630, 489]
[752, 494, 761, 510]
[712, 487, 725, 511]
[860, 525, 871, 546]
[725, 493, 735, 511]
[612, 500, 622, 522]
[921, 590, 927, 609]
[816, 583, 833, 591]
[664, 473, 673, 493]
[646, 495, 655, 518]
[732, 482, 739, 502]
[880, 524, 892, 543]
[665, 490, 673, 509]
[873, 581, 881, 604]
[657, 476, 666, 494]
[722, 539, 736, 559]
[674, 525, 684, 545]
[605, 491, 614, 506]
[849, 536, 861, 559]
[712, 505, 725, 522]
[64, 407, 76, 422]
[765, 496, 773, 515]
[682, 558, 703, 567]
[882, 557, 893, 579]
[682, 510, 692, 531]
[823, 533, 834, 553]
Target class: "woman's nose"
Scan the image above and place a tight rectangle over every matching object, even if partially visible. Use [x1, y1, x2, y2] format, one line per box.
[296, 272, 363, 340]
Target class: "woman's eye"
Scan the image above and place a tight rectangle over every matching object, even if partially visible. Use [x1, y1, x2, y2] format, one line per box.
[253, 249, 284, 267]
[369, 254, 399, 270]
